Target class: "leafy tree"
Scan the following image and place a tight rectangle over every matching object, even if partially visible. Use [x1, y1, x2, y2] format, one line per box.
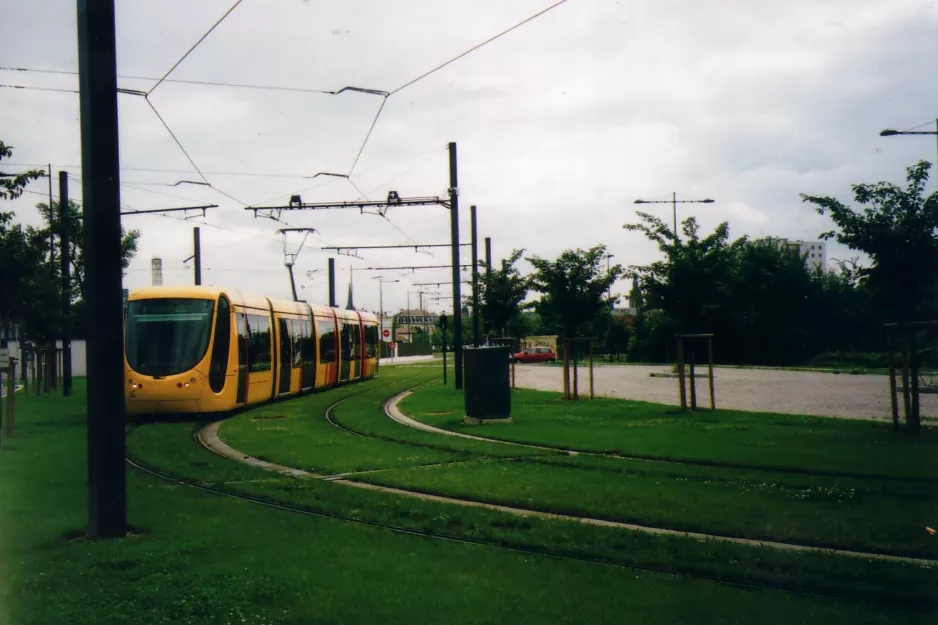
[478, 249, 529, 338]
[0, 141, 48, 338]
[0, 141, 45, 200]
[35, 199, 141, 302]
[801, 160, 938, 322]
[624, 213, 745, 334]
[0, 213, 50, 338]
[527, 245, 623, 338]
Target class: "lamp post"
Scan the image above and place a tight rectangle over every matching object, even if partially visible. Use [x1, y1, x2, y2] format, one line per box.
[373, 276, 399, 363]
[634, 193, 715, 242]
[880, 118, 938, 166]
[606, 253, 615, 310]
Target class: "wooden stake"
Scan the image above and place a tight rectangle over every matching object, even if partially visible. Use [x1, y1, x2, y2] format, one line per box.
[708, 337, 715, 410]
[589, 341, 594, 400]
[676, 337, 686, 410]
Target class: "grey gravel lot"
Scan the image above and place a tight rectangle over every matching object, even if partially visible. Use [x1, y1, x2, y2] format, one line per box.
[512, 363, 938, 421]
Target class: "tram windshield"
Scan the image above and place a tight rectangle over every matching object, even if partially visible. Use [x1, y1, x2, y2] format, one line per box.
[126, 298, 215, 376]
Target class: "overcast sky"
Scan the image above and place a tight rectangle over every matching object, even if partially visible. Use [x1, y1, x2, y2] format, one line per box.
[3, 0, 937, 315]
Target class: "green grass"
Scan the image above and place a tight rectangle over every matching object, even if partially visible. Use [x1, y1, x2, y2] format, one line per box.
[402, 384, 938, 480]
[355, 454, 938, 558]
[126, 386, 938, 610]
[218, 368, 471, 475]
[8, 383, 936, 623]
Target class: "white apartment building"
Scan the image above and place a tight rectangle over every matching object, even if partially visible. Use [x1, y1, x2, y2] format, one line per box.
[761, 237, 827, 273]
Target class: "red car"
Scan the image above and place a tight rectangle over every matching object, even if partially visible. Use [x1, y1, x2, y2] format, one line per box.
[510, 346, 556, 363]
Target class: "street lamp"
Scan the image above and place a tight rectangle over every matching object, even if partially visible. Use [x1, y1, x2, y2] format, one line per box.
[880, 118, 938, 165]
[373, 276, 399, 362]
[634, 193, 715, 241]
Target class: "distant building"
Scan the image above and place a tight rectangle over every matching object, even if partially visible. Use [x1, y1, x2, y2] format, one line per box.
[392, 309, 438, 343]
[760, 237, 827, 273]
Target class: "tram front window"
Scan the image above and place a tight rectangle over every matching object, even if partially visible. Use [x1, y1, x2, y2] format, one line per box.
[126, 298, 215, 377]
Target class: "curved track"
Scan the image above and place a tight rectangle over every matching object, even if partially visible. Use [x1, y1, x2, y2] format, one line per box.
[124, 375, 936, 611]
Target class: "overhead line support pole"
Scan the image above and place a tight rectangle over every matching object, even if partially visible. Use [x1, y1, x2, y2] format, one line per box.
[449, 142, 463, 390]
[77, 0, 127, 539]
[328, 258, 336, 307]
[59, 171, 72, 397]
[470, 205, 480, 347]
[193, 226, 201, 285]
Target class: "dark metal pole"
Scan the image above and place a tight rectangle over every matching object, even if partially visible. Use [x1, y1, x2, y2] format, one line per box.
[77, 0, 127, 539]
[470, 205, 480, 347]
[59, 171, 72, 397]
[328, 258, 336, 307]
[448, 142, 463, 390]
[672, 191, 677, 240]
[484, 236, 492, 339]
[48, 164, 55, 271]
[441, 315, 448, 385]
[193, 226, 201, 285]
[287, 266, 298, 301]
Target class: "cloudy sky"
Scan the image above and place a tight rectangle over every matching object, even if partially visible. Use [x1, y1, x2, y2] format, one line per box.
[3, 0, 937, 315]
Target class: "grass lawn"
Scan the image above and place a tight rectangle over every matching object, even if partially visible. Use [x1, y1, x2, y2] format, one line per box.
[402, 384, 938, 480]
[3, 374, 935, 623]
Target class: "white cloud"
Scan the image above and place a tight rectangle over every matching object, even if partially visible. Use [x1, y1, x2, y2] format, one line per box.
[3, 0, 937, 312]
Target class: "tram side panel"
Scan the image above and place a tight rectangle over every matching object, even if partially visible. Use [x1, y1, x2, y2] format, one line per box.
[314, 313, 339, 389]
[238, 307, 276, 405]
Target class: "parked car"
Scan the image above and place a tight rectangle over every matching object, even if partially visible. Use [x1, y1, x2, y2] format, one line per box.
[510, 346, 556, 363]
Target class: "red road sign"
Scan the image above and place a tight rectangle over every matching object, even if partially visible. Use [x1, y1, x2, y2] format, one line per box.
[389, 341, 396, 349]
[382, 329, 391, 338]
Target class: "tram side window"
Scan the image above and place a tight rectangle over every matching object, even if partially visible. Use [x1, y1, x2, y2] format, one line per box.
[351, 323, 362, 361]
[301, 317, 316, 362]
[236, 313, 249, 370]
[247, 314, 271, 372]
[291, 319, 304, 368]
[340, 322, 353, 362]
[365, 325, 378, 359]
[318, 319, 336, 364]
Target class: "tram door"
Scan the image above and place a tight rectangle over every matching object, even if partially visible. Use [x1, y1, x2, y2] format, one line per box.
[278, 318, 291, 395]
[339, 321, 352, 383]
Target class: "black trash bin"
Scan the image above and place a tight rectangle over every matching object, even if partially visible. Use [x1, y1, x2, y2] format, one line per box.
[463, 346, 511, 424]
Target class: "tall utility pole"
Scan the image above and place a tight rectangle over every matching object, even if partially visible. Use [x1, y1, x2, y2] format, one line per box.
[606, 252, 615, 311]
[193, 227, 201, 285]
[328, 258, 336, 307]
[470, 205, 480, 347]
[484, 236, 492, 339]
[374, 277, 399, 367]
[77, 0, 126, 539]
[60, 171, 72, 397]
[449, 142, 463, 390]
[634, 193, 715, 241]
[48, 164, 55, 272]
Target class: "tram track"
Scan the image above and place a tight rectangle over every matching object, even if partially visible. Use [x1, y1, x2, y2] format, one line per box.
[124, 372, 938, 612]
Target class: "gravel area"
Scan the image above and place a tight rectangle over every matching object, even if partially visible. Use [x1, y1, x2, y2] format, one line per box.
[512, 364, 938, 421]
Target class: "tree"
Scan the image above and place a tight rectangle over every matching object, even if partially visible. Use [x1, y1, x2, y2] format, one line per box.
[527, 245, 622, 338]
[624, 213, 745, 334]
[801, 160, 938, 322]
[35, 199, 141, 302]
[0, 141, 45, 200]
[0, 141, 47, 338]
[478, 249, 530, 338]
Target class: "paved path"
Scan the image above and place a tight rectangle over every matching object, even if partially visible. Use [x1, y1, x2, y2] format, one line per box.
[513, 364, 938, 420]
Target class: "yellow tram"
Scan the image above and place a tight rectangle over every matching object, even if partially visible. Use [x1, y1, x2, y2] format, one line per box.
[124, 286, 379, 414]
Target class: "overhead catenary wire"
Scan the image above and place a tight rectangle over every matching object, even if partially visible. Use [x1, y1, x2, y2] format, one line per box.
[148, 0, 244, 95]
[389, 0, 572, 96]
[0, 66, 336, 95]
